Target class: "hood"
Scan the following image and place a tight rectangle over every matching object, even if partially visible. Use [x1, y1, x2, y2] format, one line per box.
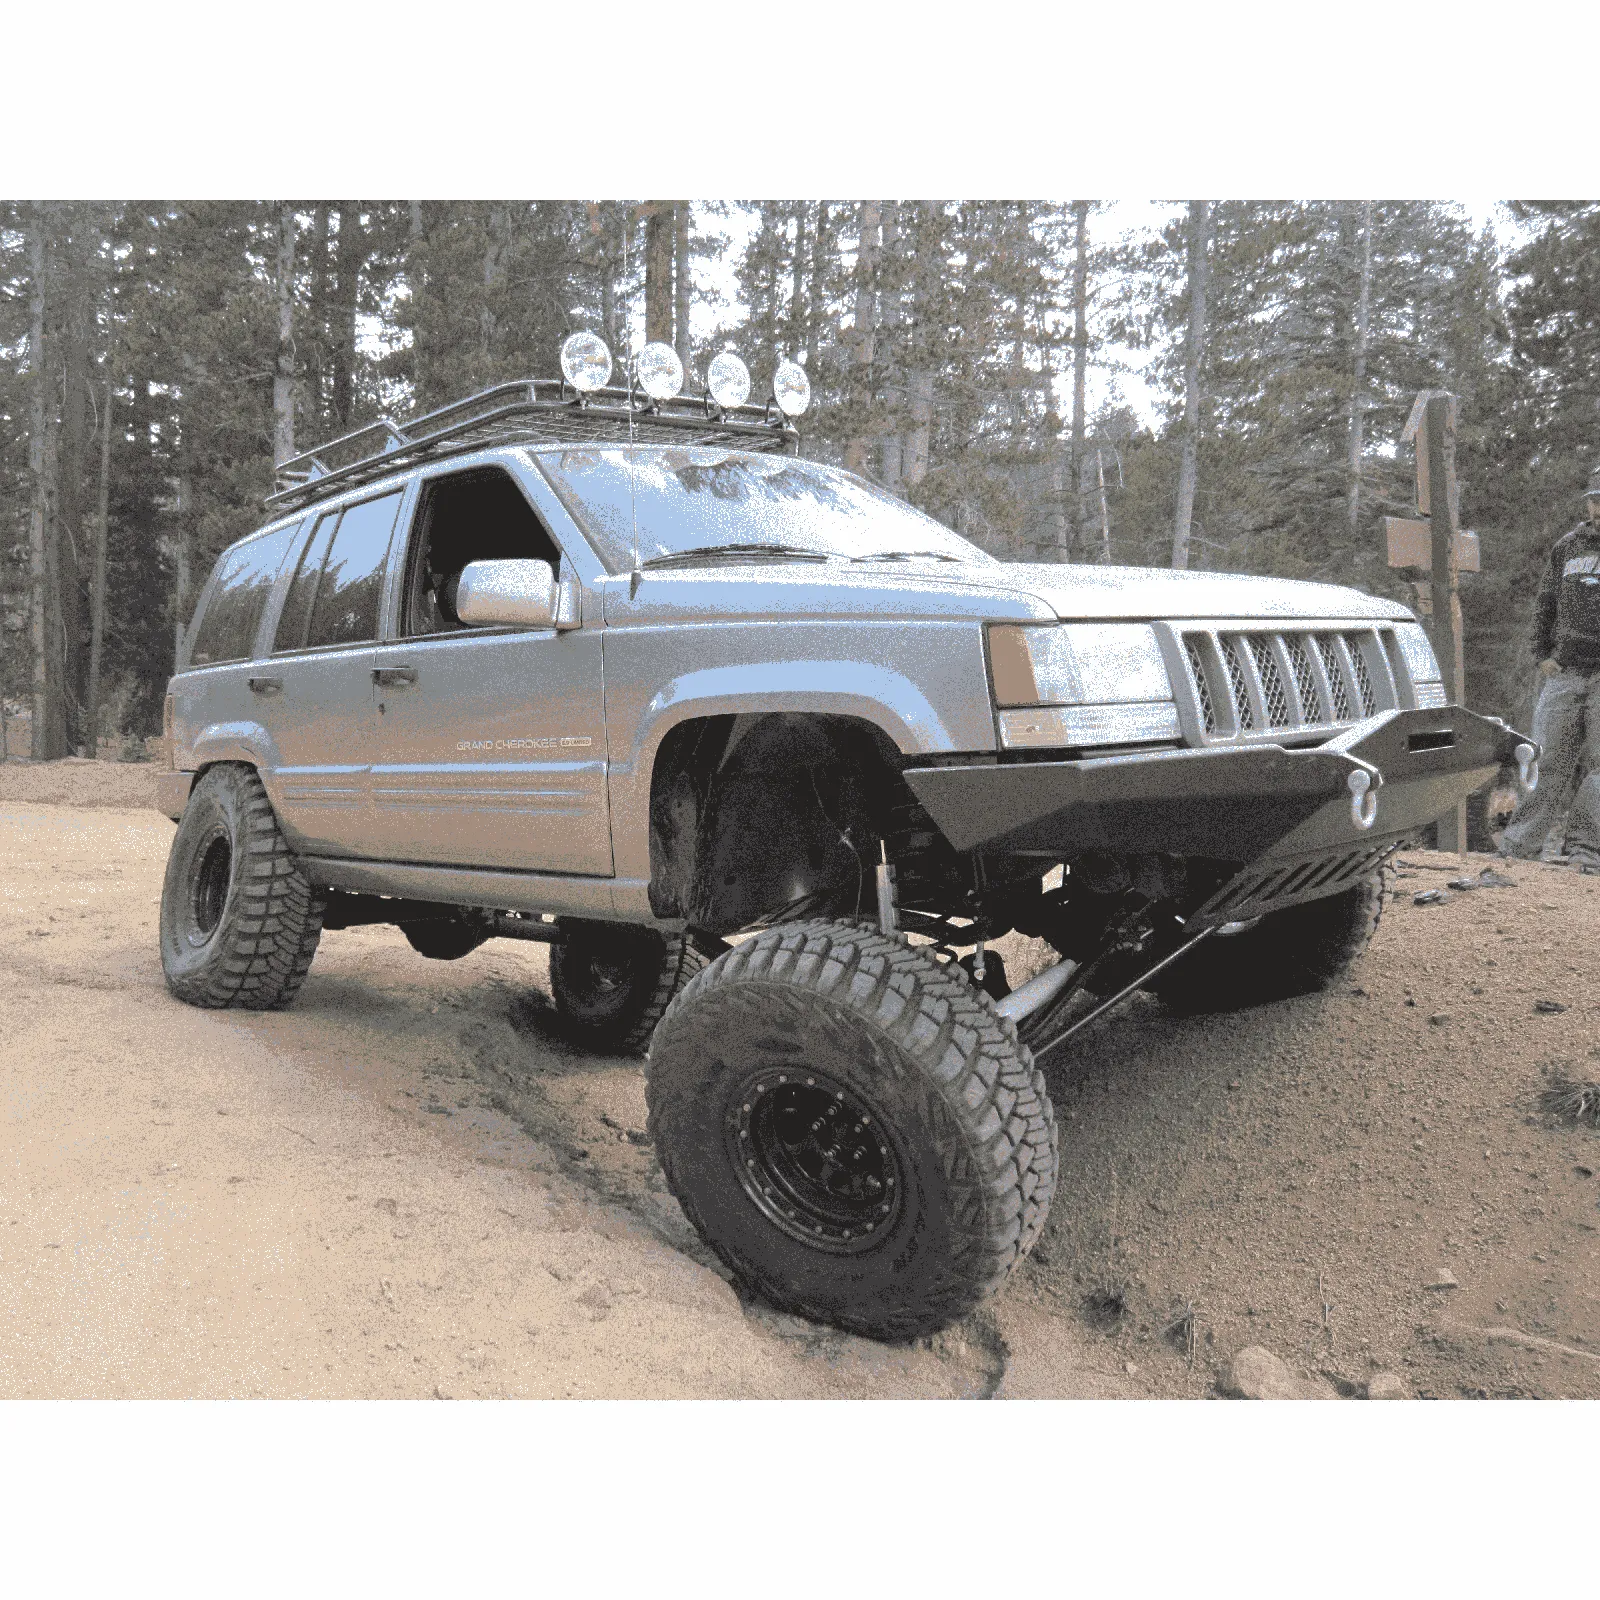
[602, 558, 1412, 628]
[965, 562, 1412, 623]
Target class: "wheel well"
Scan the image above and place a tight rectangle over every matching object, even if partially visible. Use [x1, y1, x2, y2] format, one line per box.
[647, 712, 911, 935]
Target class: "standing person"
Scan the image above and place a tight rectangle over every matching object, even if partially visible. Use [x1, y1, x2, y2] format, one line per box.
[1500, 465, 1600, 872]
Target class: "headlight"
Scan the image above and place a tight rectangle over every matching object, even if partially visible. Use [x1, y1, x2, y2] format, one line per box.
[990, 623, 1172, 706]
[989, 624, 1178, 749]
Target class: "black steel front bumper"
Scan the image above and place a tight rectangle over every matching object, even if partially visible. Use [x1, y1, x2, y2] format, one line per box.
[905, 707, 1533, 927]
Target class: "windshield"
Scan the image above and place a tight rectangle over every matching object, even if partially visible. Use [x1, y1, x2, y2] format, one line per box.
[534, 445, 992, 573]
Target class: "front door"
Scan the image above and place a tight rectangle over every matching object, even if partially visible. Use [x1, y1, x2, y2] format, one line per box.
[368, 629, 611, 874]
[365, 463, 612, 875]
[252, 488, 405, 858]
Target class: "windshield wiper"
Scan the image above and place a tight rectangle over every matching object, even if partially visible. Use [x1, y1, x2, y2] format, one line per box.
[641, 543, 831, 570]
[850, 550, 963, 563]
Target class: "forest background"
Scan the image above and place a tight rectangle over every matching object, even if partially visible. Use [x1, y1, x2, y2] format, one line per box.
[3, 198, 1597, 758]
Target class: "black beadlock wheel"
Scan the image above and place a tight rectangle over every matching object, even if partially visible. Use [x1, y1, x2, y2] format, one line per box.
[547, 918, 707, 1055]
[159, 763, 326, 1010]
[646, 919, 1058, 1340]
[1146, 864, 1393, 1016]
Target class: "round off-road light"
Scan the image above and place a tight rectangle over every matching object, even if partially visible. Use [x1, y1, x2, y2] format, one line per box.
[707, 350, 751, 410]
[637, 341, 684, 401]
[773, 358, 811, 417]
[560, 331, 612, 393]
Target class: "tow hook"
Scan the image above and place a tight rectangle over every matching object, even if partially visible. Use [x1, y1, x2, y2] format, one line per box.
[1347, 767, 1378, 830]
[1515, 741, 1539, 794]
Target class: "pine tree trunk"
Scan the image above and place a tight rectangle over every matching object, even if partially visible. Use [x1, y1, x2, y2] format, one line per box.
[644, 203, 672, 345]
[87, 377, 112, 757]
[1345, 200, 1373, 539]
[843, 201, 881, 475]
[332, 202, 363, 428]
[673, 203, 692, 371]
[1171, 200, 1212, 570]
[480, 204, 510, 379]
[1069, 200, 1090, 556]
[1097, 448, 1112, 563]
[902, 204, 934, 492]
[307, 204, 328, 433]
[273, 204, 297, 464]
[27, 205, 64, 760]
[58, 231, 92, 752]
[789, 203, 807, 360]
[407, 202, 427, 403]
[807, 204, 829, 371]
[879, 202, 903, 491]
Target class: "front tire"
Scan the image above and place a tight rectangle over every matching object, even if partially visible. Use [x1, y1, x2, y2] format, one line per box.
[547, 919, 706, 1054]
[1147, 866, 1391, 1016]
[159, 764, 325, 1010]
[646, 920, 1058, 1340]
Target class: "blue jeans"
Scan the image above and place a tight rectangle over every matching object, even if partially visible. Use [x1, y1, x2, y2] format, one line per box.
[1501, 668, 1600, 863]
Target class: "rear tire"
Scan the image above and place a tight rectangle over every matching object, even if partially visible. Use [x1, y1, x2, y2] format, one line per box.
[159, 763, 325, 1010]
[646, 919, 1058, 1340]
[548, 919, 706, 1054]
[1148, 867, 1391, 1016]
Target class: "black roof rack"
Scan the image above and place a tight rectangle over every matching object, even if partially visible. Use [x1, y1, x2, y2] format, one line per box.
[266, 377, 800, 512]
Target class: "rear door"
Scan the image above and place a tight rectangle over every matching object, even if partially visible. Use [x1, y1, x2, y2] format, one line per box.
[366, 464, 612, 874]
[252, 487, 407, 857]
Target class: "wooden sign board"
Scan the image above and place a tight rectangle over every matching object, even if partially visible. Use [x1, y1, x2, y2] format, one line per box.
[1385, 516, 1479, 573]
[1402, 391, 1456, 516]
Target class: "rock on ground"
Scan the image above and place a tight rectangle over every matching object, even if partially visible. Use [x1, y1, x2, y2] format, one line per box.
[1220, 1345, 1337, 1400]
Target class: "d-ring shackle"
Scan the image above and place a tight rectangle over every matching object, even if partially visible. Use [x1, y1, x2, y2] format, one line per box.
[1347, 768, 1379, 830]
[1514, 742, 1539, 794]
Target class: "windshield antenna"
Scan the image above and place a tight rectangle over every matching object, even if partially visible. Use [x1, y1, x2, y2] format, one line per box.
[626, 206, 642, 599]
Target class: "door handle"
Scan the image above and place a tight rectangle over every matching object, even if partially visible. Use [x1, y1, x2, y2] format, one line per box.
[373, 667, 418, 687]
[247, 676, 283, 695]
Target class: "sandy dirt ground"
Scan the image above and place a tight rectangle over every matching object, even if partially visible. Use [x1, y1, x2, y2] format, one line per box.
[3, 758, 1598, 1399]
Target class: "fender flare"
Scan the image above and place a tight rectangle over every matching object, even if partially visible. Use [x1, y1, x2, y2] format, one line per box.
[608, 662, 966, 882]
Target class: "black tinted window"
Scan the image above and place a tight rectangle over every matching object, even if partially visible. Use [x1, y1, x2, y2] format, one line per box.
[273, 512, 339, 652]
[274, 490, 403, 651]
[188, 522, 300, 666]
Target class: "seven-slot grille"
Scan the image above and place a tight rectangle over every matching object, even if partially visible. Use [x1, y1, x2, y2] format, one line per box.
[1180, 627, 1402, 741]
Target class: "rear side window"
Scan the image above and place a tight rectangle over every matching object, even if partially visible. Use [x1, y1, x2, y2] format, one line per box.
[273, 490, 404, 652]
[188, 522, 301, 666]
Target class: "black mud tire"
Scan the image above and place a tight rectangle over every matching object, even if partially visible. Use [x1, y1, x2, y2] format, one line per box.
[1147, 866, 1391, 1017]
[402, 919, 488, 962]
[645, 919, 1058, 1341]
[548, 918, 707, 1055]
[159, 763, 325, 1010]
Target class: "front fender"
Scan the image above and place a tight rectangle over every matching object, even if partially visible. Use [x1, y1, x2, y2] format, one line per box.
[603, 624, 997, 881]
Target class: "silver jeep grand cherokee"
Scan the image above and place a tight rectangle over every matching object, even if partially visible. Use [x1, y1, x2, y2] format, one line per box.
[157, 336, 1535, 1339]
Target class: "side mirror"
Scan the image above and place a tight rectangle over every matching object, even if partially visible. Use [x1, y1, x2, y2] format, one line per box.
[454, 559, 563, 628]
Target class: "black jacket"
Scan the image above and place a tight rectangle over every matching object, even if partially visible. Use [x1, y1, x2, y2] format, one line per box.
[1531, 522, 1600, 672]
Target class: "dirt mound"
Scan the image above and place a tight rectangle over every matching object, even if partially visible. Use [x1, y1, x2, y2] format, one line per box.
[0, 757, 161, 811]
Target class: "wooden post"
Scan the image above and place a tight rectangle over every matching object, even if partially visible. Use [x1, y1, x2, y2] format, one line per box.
[1424, 393, 1467, 852]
